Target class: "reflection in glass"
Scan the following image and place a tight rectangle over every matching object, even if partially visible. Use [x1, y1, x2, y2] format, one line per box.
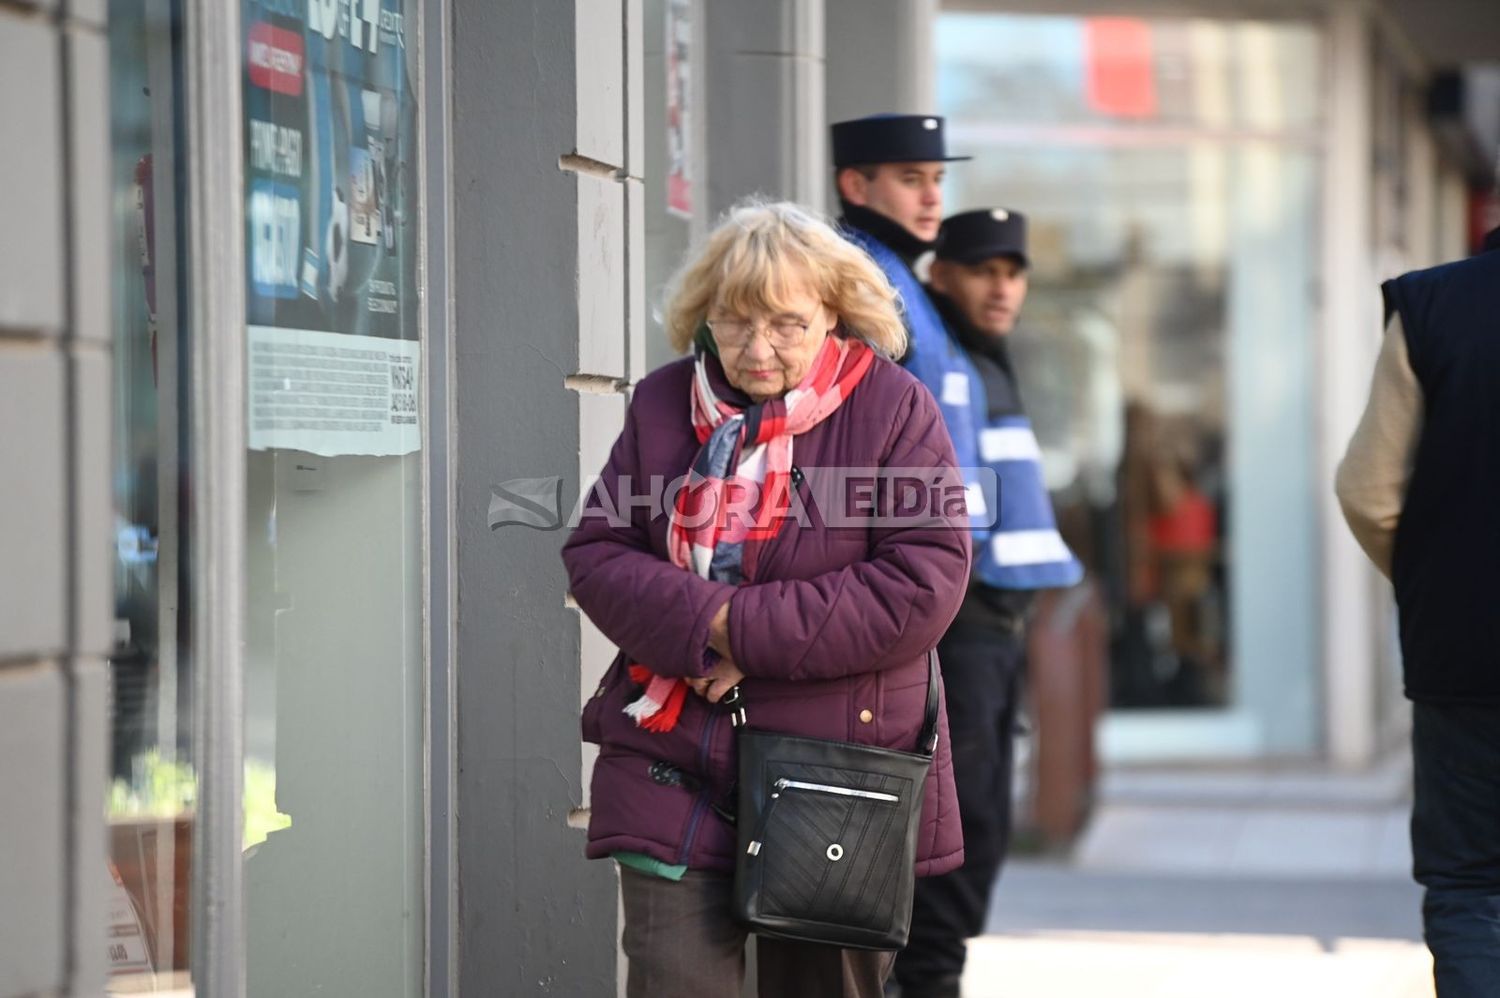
[938, 13, 1322, 133]
[239, 0, 425, 994]
[939, 13, 1321, 744]
[107, 3, 195, 991]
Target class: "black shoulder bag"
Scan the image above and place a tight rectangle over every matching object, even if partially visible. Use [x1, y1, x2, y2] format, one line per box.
[724, 651, 940, 951]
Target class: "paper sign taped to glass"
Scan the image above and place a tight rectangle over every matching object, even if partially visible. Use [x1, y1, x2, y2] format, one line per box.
[248, 325, 420, 456]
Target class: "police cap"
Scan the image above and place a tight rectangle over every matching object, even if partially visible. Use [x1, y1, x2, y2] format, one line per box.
[830, 114, 971, 169]
[935, 208, 1029, 268]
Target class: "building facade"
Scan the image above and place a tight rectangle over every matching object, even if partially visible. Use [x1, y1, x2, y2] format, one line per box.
[0, 1, 114, 994]
[1, 1, 1495, 996]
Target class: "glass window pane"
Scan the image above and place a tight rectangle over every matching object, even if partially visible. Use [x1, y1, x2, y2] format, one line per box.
[939, 12, 1322, 752]
[107, 3, 196, 990]
[937, 14, 1323, 133]
[239, 0, 425, 994]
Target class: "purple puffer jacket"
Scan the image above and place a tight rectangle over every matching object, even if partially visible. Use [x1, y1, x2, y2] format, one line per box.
[561, 351, 970, 876]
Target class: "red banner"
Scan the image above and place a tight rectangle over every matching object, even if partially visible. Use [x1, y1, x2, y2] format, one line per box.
[1084, 18, 1156, 119]
[247, 22, 304, 97]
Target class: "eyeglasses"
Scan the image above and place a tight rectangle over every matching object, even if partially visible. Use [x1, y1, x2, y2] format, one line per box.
[705, 315, 812, 350]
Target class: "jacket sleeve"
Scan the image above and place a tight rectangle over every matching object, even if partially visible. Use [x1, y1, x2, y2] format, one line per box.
[561, 391, 736, 677]
[1334, 314, 1423, 580]
[726, 381, 972, 682]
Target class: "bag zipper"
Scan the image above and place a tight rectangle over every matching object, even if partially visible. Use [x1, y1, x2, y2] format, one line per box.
[745, 777, 899, 856]
[774, 778, 899, 802]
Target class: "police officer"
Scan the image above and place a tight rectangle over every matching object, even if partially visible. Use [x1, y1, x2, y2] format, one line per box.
[830, 115, 988, 525]
[892, 210, 1083, 998]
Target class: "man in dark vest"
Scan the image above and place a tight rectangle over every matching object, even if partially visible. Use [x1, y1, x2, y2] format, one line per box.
[1336, 228, 1500, 995]
[891, 209, 1082, 998]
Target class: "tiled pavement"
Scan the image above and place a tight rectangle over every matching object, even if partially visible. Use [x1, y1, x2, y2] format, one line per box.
[961, 762, 1433, 998]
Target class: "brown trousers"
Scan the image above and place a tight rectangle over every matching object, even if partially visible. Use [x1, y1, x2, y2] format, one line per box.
[618, 866, 895, 998]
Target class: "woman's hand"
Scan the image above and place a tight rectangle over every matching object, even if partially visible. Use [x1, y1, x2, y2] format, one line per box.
[692, 602, 743, 702]
[689, 658, 746, 704]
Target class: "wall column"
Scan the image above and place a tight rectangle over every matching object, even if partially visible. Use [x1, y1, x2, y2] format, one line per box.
[450, 0, 643, 993]
[1320, 0, 1381, 768]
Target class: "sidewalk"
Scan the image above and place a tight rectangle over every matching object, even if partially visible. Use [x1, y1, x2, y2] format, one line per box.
[961, 762, 1433, 998]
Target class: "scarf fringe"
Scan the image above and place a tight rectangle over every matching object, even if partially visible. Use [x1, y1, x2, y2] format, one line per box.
[624, 664, 687, 731]
[622, 695, 659, 721]
[637, 688, 687, 732]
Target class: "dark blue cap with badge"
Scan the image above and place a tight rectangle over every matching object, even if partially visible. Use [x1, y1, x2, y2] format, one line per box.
[831, 114, 972, 169]
[936, 208, 1030, 267]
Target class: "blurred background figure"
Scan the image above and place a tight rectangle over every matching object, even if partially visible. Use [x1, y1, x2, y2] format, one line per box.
[1337, 191, 1500, 996]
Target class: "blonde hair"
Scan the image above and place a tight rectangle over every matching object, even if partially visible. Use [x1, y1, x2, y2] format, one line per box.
[662, 199, 908, 358]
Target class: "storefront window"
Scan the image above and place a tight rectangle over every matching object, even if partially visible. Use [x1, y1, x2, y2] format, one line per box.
[939, 12, 1323, 755]
[107, 4, 196, 988]
[105, 1, 426, 991]
[239, 0, 425, 995]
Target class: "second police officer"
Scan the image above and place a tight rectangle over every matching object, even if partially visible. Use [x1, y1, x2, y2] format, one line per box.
[831, 115, 1083, 998]
[894, 208, 1083, 997]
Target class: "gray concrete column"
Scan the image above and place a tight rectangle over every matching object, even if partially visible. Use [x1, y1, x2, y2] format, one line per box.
[450, 0, 640, 993]
[1320, 0, 1380, 768]
[704, 0, 827, 216]
[823, 0, 937, 208]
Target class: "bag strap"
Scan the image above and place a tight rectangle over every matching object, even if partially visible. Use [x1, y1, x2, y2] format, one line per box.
[918, 648, 940, 757]
[724, 648, 942, 757]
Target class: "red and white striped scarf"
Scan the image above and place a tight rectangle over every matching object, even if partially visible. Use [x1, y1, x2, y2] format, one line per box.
[625, 334, 875, 731]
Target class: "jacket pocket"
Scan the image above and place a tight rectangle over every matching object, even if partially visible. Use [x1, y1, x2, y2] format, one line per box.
[581, 651, 628, 745]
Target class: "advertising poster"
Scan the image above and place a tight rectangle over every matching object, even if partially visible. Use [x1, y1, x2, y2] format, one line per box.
[666, 0, 693, 219]
[243, 0, 421, 456]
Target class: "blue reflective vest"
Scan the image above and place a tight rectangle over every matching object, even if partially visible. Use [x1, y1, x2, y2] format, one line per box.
[839, 227, 991, 531]
[928, 285, 1083, 591]
[969, 410, 1083, 590]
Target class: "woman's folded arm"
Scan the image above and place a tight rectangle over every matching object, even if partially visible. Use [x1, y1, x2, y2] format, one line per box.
[728, 384, 971, 680]
[562, 400, 735, 678]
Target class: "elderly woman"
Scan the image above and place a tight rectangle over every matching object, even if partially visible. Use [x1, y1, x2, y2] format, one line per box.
[561, 200, 969, 998]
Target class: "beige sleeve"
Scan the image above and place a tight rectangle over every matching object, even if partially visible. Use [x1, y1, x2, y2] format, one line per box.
[1334, 315, 1423, 579]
